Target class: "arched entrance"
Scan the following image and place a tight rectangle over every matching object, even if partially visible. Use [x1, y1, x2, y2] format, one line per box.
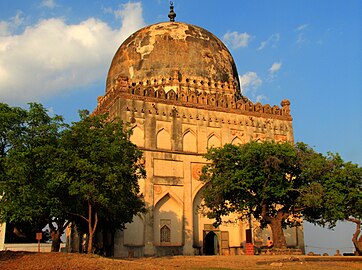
[204, 231, 219, 255]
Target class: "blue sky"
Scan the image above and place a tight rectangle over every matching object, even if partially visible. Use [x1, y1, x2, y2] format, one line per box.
[0, 0, 361, 255]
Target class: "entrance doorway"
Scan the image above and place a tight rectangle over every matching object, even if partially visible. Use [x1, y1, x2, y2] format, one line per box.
[204, 231, 219, 255]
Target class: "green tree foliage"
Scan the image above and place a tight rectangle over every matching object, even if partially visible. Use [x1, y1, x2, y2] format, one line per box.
[59, 110, 146, 253]
[1, 104, 146, 253]
[0, 103, 27, 170]
[201, 141, 345, 249]
[303, 153, 362, 255]
[0, 103, 68, 250]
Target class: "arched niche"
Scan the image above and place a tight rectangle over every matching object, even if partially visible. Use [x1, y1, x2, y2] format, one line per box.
[231, 136, 243, 146]
[154, 193, 183, 246]
[192, 186, 245, 253]
[183, 130, 197, 152]
[130, 125, 144, 147]
[157, 128, 171, 150]
[192, 186, 214, 250]
[207, 134, 221, 148]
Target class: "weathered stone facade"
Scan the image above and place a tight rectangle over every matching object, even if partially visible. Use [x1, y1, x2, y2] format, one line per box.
[94, 21, 303, 257]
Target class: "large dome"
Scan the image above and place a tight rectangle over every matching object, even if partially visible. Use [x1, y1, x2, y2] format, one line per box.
[106, 22, 240, 95]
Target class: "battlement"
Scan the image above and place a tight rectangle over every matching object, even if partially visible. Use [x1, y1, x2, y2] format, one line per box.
[95, 75, 291, 121]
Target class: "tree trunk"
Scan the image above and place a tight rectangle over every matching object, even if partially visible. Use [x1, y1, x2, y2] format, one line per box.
[87, 202, 98, 254]
[269, 214, 287, 249]
[261, 205, 288, 249]
[348, 218, 362, 255]
[50, 230, 61, 252]
[50, 223, 61, 252]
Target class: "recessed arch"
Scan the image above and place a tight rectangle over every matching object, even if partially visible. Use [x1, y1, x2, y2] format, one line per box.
[231, 136, 243, 146]
[207, 133, 221, 148]
[154, 192, 183, 246]
[160, 224, 171, 243]
[157, 128, 171, 150]
[130, 125, 144, 147]
[183, 129, 197, 152]
[155, 190, 183, 208]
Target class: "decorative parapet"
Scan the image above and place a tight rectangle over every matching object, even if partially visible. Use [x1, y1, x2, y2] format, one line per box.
[106, 73, 240, 97]
[95, 76, 292, 121]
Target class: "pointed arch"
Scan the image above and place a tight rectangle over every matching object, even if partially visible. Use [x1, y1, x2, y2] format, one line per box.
[154, 190, 183, 208]
[207, 93, 217, 106]
[254, 102, 262, 113]
[160, 224, 171, 243]
[179, 90, 188, 102]
[156, 88, 166, 99]
[218, 96, 227, 108]
[199, 91, 208, 105]
[272, 105, 281, 115]
[207, 133, 221, 148]
[236, 100, 245, 110]
[246, 101, 254, 112]
[263, 104, 272, 114]
[154, 192, 183, 246]
[130, 125, 144, 147]
[144, 87, 155, 97]
[166, 89, 176, 100]
[157, 128, 171, 150]
[192, 184, 213, 249]
[183, 129, 197, 152]
[231, 136, 243, 146]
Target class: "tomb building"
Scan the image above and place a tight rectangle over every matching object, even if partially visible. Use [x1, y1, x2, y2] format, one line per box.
[93, 5, 303, 257]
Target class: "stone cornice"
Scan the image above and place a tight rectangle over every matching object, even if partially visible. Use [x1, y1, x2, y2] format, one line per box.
[94, 79, 292, 121]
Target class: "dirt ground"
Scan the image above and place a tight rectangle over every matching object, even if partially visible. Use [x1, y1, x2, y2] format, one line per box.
[0, 251, 361, 270]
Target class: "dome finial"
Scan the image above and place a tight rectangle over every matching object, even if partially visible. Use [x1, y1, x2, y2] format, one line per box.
[168, 1, 176, 22]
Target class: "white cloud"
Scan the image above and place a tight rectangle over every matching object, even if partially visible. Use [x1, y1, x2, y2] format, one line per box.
[113, 2, 145, 40]
[269, 61, 282, 74]
[295, 24, 309, 45]
[295, 24, 309, 32]
[0, 21, 9, 36]
[256, 95, 267, 103]
[296, 33, 304, 45]
[257, 33, 280, 50]
[0, 10, 24, 37]
[0, 2, 145, 104]
[40, 0, 57, 9]
[12, 10, 25, 27]
[239, 72, 262, 95]
[223, 31, 251, 49]
[257, 41, 267, 51]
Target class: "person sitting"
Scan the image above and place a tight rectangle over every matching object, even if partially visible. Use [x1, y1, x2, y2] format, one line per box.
[266, 237, 274, 248]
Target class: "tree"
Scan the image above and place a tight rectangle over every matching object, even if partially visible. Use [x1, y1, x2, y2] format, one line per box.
[1, 104, 146, 253]
[303, 154, 362, 255]
[201, 141, 334, 249]
[59, 110, 146, 253]
[0, 103, 69, 251]
[0, 103, 26, 173]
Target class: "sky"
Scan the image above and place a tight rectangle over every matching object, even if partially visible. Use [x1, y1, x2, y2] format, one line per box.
[0, 0, 361, 255]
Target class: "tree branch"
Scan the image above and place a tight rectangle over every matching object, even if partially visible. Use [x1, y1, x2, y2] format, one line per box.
[293, 207, 305, 212]
[91, 211, 98, 235]
[68, 212, 89, 223]
[261, 204, 271, 223]
[347, 217, 361, 243]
